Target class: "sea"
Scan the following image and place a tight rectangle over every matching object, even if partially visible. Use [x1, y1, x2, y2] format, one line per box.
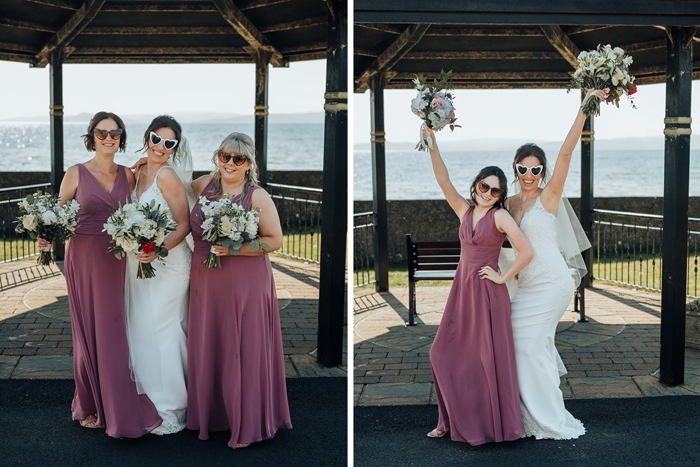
[0, 122, 324, 173]
[353, 147, 700, 199]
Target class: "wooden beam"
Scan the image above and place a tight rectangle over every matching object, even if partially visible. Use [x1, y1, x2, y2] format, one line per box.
[426, 26, 543, 36]
[405, 50, 562, 60]
[0, 52, 36, 63]
[101, 3, 217, 12]
[25, 0, 79, 9]
[622, 39, 668, 53]
[65, 56, 256, 64]
[34, 0, 107, 67]
[237, 0, 294, 10]
[355, 23, 404, 34]
[355, 24, 430, 92]
[71, 46, 249, 56]
[259, 16, 327, 33]
[354, 47, 379, 57]
[0, 18, 57, 33]
[0, 42, 40, 54]
[285, 51, 328, 62]
[562, 25, 613, 35]
[540, 25, 580, 69]
[81, 26, 235, 35]
[279, 42, 327, 54]
[381, 81, 570, 90]
[212, 0, 284, 66]
[392, 71, 571, 81]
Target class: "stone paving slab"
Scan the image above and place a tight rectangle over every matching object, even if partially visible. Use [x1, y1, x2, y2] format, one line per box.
[354, 283, 700, 405]
[0, 256, 346, 379]
[357, 382, 432, 406]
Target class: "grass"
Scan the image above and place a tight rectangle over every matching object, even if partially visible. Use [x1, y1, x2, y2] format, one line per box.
[276, 231, 321, 263]
[353, 264, 453, 290]
[0, 237, 40, 262]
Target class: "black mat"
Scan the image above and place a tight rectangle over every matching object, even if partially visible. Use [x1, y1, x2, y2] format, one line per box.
[355, 397, 700, 467]
[0, 378, 346, 467]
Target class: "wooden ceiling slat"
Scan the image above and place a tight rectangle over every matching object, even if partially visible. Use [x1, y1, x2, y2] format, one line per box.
[34, 0, 108, 67]
[0, 51, 36, 63]
[405, 50, 562, 60]
[72, 46, 250, 55]
[279, 41, 326, 54]
[25, 0, 79, 10]
[355, 24, 430, 92]
[80, 26, 235, 35]
[539, 25, 580, 69]
[0, 41, 40, 54]
[259, 16, 327, 33]
[65, 56, 256, 64]
[0, 17, 57, 33]
[238, 0, 295, 10]
[212, 0, 284, 66]
[426, 26, 543, 37]
[355, 23, 404, 34]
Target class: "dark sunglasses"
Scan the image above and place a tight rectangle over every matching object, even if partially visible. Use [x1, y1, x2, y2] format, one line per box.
[516, 163, 543, 177]
[477, 180, 503, 197]
[149, 131, 178, 150]
[94, 128, 122, 140]
[218, 151, 248, 166]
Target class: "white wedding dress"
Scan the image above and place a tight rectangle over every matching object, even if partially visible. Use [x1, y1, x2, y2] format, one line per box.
[125, 166, 192, 435]
[510, 196, 586, 439]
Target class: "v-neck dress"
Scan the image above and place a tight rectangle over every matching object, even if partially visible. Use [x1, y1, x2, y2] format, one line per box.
[64, 164, 161, 438]
[429, 206, 524, 445]
[186, 181, 292, 448]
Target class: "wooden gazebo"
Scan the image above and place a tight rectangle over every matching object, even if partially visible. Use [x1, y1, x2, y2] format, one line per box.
[354, 0, 699, 385]
[0, 0, 347, 366]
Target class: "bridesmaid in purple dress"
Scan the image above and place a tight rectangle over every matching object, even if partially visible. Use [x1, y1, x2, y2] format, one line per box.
[423, 127, 533, 445]
[187, 132, 291, 449]
[40, 112, 161, 437]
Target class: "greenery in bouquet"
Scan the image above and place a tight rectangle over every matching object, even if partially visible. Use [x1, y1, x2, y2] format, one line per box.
[14, 191, 80, 266]
[411, 69, 461, 151]
[198, 193, 269, 269]
[103, 197, 177, 279]
[568, 44, 637, 117]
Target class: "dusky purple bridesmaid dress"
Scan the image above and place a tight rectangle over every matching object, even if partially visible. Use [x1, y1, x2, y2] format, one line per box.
[429, 206, 524, 445]
[186, 182, 292, 448]
[64, 164, 161, 438]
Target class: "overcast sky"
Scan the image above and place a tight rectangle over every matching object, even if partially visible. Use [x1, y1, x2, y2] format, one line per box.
[353, 81, 700, 145]
[0, 59, 328, 120]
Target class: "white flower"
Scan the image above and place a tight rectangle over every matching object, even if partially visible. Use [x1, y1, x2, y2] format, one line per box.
[41, 210, 58, 225]
[22, 215, 38, 231]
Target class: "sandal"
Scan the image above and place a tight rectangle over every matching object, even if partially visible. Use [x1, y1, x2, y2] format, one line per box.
[79, 415, 99, 429]
[427, 428, 447, 438]
[234, 442, 250, 448]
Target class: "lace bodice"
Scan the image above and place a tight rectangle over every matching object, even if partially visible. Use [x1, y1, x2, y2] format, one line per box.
[134, 167, 192, 277]
[516, 197, 572, 292]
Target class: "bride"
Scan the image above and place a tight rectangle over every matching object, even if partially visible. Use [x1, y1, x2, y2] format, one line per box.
[504, 89, 604, 439]
[125, 115, 193, 435]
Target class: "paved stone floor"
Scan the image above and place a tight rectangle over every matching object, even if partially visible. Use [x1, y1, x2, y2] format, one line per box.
[0, 255, 346, 380]
[354, 283, 700, 406]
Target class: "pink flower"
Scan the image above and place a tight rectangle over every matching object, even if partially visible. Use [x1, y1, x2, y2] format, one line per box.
[447, 110, 455, 120]
[431, 92, 446, 109]
[53, 206, 63, 213]
[201, 218, 214, 230]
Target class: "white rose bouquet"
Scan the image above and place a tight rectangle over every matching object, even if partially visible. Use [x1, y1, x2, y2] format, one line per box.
[103, 198, 177, 279]
[15, 191, 81, 266]
[411, 69, 460, 151]
[198, 193, 268, 269]
[568, 44, 637, 117]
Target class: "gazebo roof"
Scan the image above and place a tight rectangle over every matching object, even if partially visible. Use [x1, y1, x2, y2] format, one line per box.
[354, 1, 700, 92]
[0, 0, 330, 67]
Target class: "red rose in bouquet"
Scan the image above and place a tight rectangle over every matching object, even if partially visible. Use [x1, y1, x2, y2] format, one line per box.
[142, 243, 156, 254]
[627, 84, 637, 96]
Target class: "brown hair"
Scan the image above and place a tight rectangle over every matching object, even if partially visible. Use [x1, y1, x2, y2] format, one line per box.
[139, 115, 184, 162]
[469, 166, 508, 209]
[206, 132, 259, 199]
[82, 111, 127, 152]
[513, 143, 548, 183]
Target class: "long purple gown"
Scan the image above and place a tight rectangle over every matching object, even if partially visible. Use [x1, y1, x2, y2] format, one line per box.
[429, 206, 524, 445]
[186, 182, 292, 448]
[64, 164, 161, 438]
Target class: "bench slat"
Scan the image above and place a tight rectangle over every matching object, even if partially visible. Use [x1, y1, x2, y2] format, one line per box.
[414, 270, 457, 280]
[415, 263, 459, 270]
[415, 255, 460, 264]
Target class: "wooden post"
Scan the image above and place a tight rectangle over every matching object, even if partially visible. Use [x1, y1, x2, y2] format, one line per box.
[49, 49, 65, 260]
[369, 74, 389, 292]
[254, 50, 271, 186]
[659, 26, 695, 386]
[316, 0, 347, 367]
[578, 90, 594, 322]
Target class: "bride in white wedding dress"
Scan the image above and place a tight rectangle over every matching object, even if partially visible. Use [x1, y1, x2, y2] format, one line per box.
[125, 116, 193, 435]
[505, 89, 604, 440]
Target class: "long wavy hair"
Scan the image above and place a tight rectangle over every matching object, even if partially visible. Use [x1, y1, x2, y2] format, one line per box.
[207, 132, 259, 199]
[139, 115, 183, 163]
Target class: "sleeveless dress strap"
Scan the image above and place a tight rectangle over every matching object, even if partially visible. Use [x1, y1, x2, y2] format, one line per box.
[241, 185, 260, 211]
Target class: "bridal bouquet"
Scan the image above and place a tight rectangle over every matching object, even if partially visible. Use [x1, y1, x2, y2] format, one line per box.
[103, 198, 177, 279]
[198, 193, 268, 269]
[568, 44, 637, 117]
[411, 69, 460, 151]
[14, 191, 80, 266]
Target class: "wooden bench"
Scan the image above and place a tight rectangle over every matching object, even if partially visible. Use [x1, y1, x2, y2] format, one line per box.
[406, 234, 461, 326]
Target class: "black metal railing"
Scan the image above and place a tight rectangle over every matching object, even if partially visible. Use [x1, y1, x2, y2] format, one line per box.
[353, 211, 375, 288]
[0, 183, 52, 263]
[267, 182, 322, 264]
[591, 209, 699, 298]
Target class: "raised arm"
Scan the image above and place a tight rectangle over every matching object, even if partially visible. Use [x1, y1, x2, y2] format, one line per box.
[423, 126, 470, 220]
[542, 89, 605, 213]
[479, 209, 534, 284]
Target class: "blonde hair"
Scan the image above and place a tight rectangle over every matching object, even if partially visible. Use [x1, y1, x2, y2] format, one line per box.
[208, 132, 259, 199]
